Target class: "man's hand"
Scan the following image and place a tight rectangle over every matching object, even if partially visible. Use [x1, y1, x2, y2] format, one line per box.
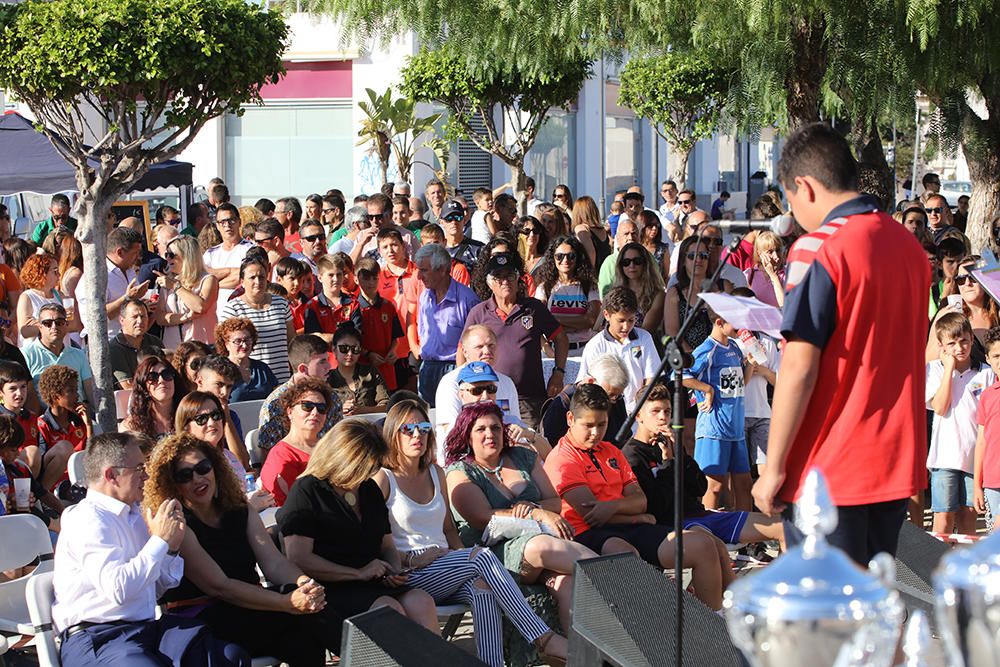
[697, 386, 714, 412]
[146, 498, 185, 550]
[546, 371, 564, 398]
[125, 279, 150, 300]
[581, 499, 618, 527]
[751, 468, 787, 516]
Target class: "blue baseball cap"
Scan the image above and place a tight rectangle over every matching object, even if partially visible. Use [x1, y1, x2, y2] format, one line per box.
[457, 361, 499, 385]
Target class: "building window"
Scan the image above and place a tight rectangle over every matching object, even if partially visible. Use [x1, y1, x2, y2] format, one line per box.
[528, 111, 577, 201]
[224, 102, 352, 204]
[606, 115, 639, 197]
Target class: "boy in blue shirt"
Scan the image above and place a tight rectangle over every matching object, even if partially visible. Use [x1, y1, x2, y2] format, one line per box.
[682, 306, 751, 510]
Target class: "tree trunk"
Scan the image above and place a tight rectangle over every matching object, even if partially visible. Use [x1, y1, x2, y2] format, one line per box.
[856, 120, 895, 211]
[379, 159, 389, 188]
[671, 145, 692, 191]
[510, 162, 528, 216]
[74, 189, 116, 433]
[785, 16, 827, 130]
[963, 134, 1000, 253]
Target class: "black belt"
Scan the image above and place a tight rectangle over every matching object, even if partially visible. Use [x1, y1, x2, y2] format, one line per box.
[64, 620, 135, 638]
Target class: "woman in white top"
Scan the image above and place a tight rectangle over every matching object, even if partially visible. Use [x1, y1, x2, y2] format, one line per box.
[373, 400, 568, 667]
[16, 253, 62, 344]
[155, 234, 219, 349]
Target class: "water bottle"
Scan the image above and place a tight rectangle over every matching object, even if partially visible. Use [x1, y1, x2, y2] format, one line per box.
[244, 472, 258, 495]
[737, 329, 767, 364]
[0, 462, 8, 515]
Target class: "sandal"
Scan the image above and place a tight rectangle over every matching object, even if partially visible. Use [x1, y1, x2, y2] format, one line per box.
[535, 630, 567, 667]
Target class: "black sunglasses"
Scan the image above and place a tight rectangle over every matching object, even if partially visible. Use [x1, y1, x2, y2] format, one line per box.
[337, 344, 361, 355]
[926, 207, 944, 214]
[216, 217, 239, 226]
[442, 215, 464, 223]
[39, 318, 67, 328]
[190, 410, 223, 426]
[520, 227, 539, 236]
[146, 368, 176, 384]
[678, 199, 694, 205]
[173, 458, 213, 484]
[296, 400, 329, 414]
[164, 251, 178, 261]
[554, 252, 576, 262]
[462, 384, 497, 396]
[955, 274, 974, 286]
[302, 233, 326, 243]
[686, 251, 710, 260]
[620, 255, 645, 267]
[254, 235, 276, 244]
[366, 213, 385, 221]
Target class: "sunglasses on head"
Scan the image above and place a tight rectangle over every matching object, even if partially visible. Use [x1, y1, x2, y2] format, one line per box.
[296, 400, 329, 414]
[926, 207, 944, 214]
[620, 255, 645, 267]
[147, 368, 176, 384]
[462, 383, 497, 396]
[337, 344, 361, 355]
[554, 252, 576, 262]
[190, 410, 223, 426]
[173, 458, 213, 484]
[686, 251, 710, 260]
[302, 233, 326, 243]
[399, 422, 432, 436]
[956, 274, 974, 286]
[39, 318, 67, 328]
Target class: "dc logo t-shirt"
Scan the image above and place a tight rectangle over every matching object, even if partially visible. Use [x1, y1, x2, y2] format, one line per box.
[684, 337, 746, 441]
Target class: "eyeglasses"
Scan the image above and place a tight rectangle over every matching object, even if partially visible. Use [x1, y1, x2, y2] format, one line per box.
[172, 458, 213, 484]
[39, 318, 67, 328]
[190, 410, 224, 426]
[302, 233, 326, 243]
[520, 227, 539, 236]
[686, 251, 710, 260]
[552, 193, 566, 199]
[956, 275, 974, 286]
[926, 207, 944, 214]
[322, 208, 337, 214]
[399, 422, 432, 436]
[216, 217, 239, 226]
[164, 251, 178, 261]
[113, 463, 146, 476]
[462, 384, 498, 396]
[295, 400, 329, 414]
[488, 273, 518, 283]
[366, 213, 385, 221]
[254, 235, 276, 244]
[678, 199, 694, 206]
[228, 337, 252, 348]
[146, 368, 176, 384]
[621, 255, 646, 268]
[337, 344, 361, 355]
[554, 252, 576, 263]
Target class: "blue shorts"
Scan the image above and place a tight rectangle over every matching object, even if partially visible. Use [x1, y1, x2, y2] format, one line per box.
[984, 488, 1000, 518]
[683, 511, 749, 545]
[694, 437, 751, 475]
[930, 468, 975, 512]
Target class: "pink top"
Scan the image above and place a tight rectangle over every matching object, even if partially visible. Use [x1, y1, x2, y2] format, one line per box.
[743, 265, 785, 308]
[977, 382, 1000, 488]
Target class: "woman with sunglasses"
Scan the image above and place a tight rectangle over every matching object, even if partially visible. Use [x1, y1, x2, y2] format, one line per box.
[171, 340, 214, 396]
[928, 256, 1000, 364]
[664, 235, 719, 354]
[220, 256, 295, 383]
[154, 234, 219, 348]
[515, 215, 549, 280]
[121, 355, 179, 442]
[327, 325, 389, 416]
[571, 196, 611, 271]
[260, 376, 333, 506]
[551, 184, 574, 212]
[280, 419, 439, 651]
[611, 242, 665, 334]
[445, 402, 596, 643]
[16, 253, 63, 344]
[534, 235, 600, 376]
[216, 317, 279, 403]
[375, 400, 568, 666]
[535, 203, 568, 241]
[145, 433, 327, 666]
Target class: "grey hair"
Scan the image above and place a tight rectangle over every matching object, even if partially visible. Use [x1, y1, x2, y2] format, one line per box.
[107, 226, 143, 253]
[394, 181, 411, 194]
[38, 302, 67, 319]
[345, 205, 368, 229]
[84, 432, 136, 485]
[414, 243, 451, 271]
[586, 354, 629, 391]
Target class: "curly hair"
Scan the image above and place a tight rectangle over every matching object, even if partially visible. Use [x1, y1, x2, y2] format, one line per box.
[214, 317, 258, 355]
[38, 364, 79, 406]
[470, 235, 526, 301]
[172, 340, 213, 395]
[19, 253, 54, 290]
[278, 376, 334, 434]
[143, 432, 247, 516]
[443, 402, 510, 466]
[537, 235, 595, 298]
[127, 355, 178, 438]
[612, 242, 664, 315]
[382, 399, 435, 472]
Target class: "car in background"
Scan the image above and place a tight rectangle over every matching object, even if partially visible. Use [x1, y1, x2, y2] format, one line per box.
[939, 180, 972, 208]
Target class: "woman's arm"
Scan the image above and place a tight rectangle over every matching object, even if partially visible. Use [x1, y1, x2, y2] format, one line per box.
[245, 510, 305, 586]
[17, 292, 39, 340]
[662, 288, 680, 340]
[284, 535, 371, 582]
[575, 226, 598, 268]
[642, 291, 665, 333]
[446, 468, 507, 531]
[436, 466, 466, 551]
[175, 275, 218, 315]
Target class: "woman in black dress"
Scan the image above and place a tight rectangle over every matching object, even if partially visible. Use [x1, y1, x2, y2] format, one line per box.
[279, 419, 439, 648]
[144, 433, 327, 665]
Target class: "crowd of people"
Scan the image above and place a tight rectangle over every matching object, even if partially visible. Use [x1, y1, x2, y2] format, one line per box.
[0, 122, 994, 666]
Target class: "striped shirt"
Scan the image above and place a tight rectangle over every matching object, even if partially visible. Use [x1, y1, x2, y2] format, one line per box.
[220, 296, 293, 383]
[783, 218, 850, 291]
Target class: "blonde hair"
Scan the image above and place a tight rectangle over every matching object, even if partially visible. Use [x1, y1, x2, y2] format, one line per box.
[752, 231, 783, 265]
[168, 234, 206, 290]
[571, 196, 604, 232]
[302, 419, 387, 489]
[382, 400, 435, 472]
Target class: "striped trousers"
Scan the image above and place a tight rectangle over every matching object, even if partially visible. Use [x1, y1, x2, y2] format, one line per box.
[406, 547, 550, 667]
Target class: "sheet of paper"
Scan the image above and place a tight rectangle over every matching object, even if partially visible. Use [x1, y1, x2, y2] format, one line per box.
[697, 292, 784, 339]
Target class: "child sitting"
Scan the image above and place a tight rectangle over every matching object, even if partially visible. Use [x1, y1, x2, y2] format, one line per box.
[35, 364, 91, 494]
[0, 413, 62, 533]
[0, 361, 39, 475]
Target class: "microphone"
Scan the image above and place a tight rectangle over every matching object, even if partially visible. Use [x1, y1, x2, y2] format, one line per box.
[715, 214, 796, 237]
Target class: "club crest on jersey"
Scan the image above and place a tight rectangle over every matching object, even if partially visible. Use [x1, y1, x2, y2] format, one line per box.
[521, 315, 533, 330]
[608, 457, 620, 470]
[631, 345, 642, 359]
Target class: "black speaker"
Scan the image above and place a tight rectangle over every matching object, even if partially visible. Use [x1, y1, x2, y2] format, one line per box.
[570, 553, 748, 667]
[340, 606, 486, 666]
[893, 520, 950, 629]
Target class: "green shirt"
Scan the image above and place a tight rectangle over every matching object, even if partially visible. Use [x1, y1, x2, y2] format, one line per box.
[31, 215, 78, 244]
[597, 250, 619, 297]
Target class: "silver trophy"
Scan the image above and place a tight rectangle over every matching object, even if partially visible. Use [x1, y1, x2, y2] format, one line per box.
[723, 469, 904, 667]
[934, 528, 1000, 666]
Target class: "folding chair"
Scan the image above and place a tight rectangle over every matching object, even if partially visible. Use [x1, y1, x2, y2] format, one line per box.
[67, 451, 86, 488]
[436, 603, 471, 641]
[0, 514, 55, 642]
[230, 400, 265, 433]
[113, 389, 132, 419]
[245, 429, 262, 468]
[25, 570, 59, 667]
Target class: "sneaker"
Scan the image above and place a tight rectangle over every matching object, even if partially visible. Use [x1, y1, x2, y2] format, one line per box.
[735, 543, 774, 564]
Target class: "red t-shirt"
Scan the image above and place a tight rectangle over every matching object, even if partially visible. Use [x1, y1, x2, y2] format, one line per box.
[543, 436, 638, 535]
[259, 440, 310, 507]
[0, 405, 38, 451]
[36, 409, 87, 490]
[778, 197, 930, 506]
[302, 292, 361, 335]
[378, 261, 422, 359]
[977, 381, 1000, 488]
[358, 294, 404, 390]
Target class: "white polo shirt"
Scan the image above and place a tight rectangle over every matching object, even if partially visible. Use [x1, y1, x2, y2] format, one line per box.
[578, 326, 661, 414]
[434, 366, 522, 464]
[925, 360, 995, 473]
[203, 240, 252, 317]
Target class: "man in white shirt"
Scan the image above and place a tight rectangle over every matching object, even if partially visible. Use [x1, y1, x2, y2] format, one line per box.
[104, 226, 147, 337]
[524, 177, 543, 217]
[203, 203, 252, 318]
[54, 432, 249, 667]
[658, 179, 680, 229]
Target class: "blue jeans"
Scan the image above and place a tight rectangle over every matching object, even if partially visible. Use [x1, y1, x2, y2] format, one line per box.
[418, 359, 455, 407]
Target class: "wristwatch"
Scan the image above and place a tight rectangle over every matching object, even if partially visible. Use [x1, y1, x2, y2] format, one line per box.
[553, 366, 565, 374]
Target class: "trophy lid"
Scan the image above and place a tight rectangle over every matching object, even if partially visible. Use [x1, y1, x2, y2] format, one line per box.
[725, 469, 893, 621]
[934, 529, 1000, 592]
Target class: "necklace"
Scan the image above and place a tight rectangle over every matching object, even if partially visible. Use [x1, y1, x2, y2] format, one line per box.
[343, 490, 358, 506]
[476, 458, 503, 478]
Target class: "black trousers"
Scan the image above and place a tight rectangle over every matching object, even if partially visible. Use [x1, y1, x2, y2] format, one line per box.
[782, 497, 909, 566]
[196, 602, 327, 667]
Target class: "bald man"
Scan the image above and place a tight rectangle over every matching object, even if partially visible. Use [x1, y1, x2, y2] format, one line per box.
[139, 224, 179, 285]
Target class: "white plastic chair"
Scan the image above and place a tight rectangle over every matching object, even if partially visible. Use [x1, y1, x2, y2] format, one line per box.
[67, 451, 86, 487]
[230, 399, 264, 433]
[436, 603, 470, 641]
[25, 570, 59, 667]
[0, 514, 55, 636]
[113, 389, 132, 419]
[347, 413, 385, 424]
[245, 429, 262, 468]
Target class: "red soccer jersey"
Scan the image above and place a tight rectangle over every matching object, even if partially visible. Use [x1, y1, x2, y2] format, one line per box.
[0, 405, 38, 452]
[778, 198, 930, 506]
[302, 292, 361, 335]
[358, 293, 404, 390]
[977, 381, 1000, 488]
[378, 262, 422, 359]
[543, 436, 639, 535]
[36, 409, 87, 490]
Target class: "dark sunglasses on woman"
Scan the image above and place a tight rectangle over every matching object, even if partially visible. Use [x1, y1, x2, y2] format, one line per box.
[399, 422, 433, 436]
[296, 400, 329, 414]
[147, 368, 176, 384]
[173, 458, 213, 484]
[190, 410, 223, 427]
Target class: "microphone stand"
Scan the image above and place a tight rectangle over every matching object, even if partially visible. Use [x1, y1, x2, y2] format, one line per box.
[614, 233, 743, 667]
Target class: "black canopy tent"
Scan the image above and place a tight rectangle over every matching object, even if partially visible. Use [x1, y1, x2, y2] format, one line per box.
[0, 111, 193, 196]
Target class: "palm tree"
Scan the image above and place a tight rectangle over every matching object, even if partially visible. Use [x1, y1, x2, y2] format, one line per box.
[357, 88, 393, 186]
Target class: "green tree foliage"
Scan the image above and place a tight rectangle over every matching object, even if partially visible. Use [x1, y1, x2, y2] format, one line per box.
[0, 0, 286, 430]
[357, 88, 395, 186]
[619, 52, 732, 187]
[357, 88, 440, 185]
[401, 48, 590, 212]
